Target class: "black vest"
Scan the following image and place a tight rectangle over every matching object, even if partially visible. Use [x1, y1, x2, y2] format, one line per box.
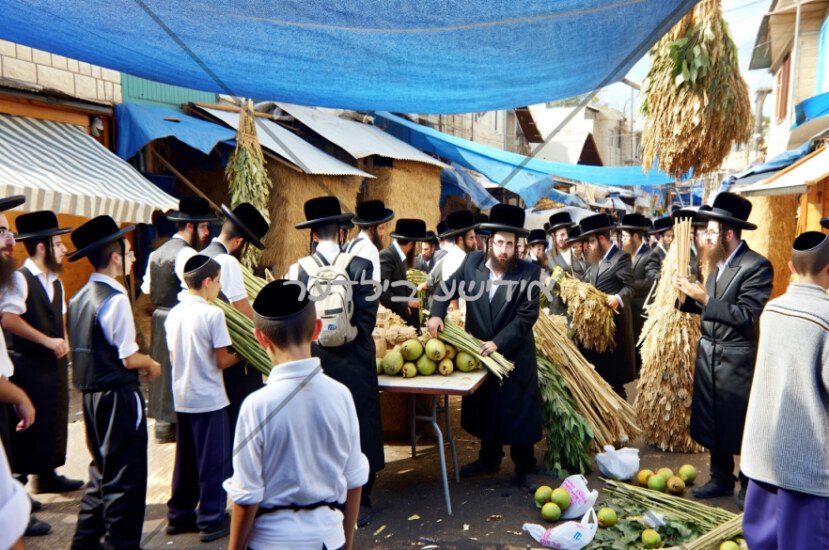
[202, 240, 230, 302]
[5, 267, 64, 357]
[69, 281, 138, 392]
[149, 237, 189, 308]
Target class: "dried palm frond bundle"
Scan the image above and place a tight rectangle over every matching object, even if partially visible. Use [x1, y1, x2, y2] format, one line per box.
[438, 320, 514, 380]
[533, 197, 565, 211]
[534, 314, 640, 450]
[226, 99, 272, 269]
[537, 354, 593, 477]
[550, 267, 616, 352]
[640, 0, 751, 177]
[635, 225, 704, 453]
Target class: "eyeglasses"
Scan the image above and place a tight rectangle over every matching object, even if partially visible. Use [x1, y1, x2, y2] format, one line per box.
[0, 228, 13, 240]
[119, 250, 135, 259]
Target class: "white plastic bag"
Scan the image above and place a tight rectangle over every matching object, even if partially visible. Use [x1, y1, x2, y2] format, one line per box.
[523, 508, 598, 550]
[560, 475, 599, 519]
[595, 445, 640, 481]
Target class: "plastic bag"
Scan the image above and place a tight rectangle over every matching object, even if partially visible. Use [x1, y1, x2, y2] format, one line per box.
[560, 475, 599, 519]
[595, 445, 640, 481]
[523, 508, 598, 549]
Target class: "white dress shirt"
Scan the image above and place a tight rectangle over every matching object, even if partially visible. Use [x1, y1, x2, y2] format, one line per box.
[346, 230, 380, 283]
[485, 259, 505, 301]
[285, 240, 342, 280]
[441, 242, 466, 283]
[140, 234, 196, 296]
[224, 357, 369, 550]
[0, 258, 67, 315]
[89, 273, 139, 359]
[207, 238, 247, 303]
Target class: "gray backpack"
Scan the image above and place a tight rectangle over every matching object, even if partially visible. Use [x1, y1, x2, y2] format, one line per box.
[297, 252, 358, 347]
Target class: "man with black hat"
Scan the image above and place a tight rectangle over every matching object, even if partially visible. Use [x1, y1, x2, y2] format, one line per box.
[439, 210, 478, 283]
[345, 200, 394, 283]
[617, 213, 658, 371]
[202, 202, 270, 433]
[473, 212, 490, 251]
[67, 215, 161, 550]
[427, 204, 542, 487]
[566, 225, 587, 281]
[579, 213, 636, 396]
[546, 212, 576, 274]
[0, 210, 82, 498]
[414, 231, 439, 273]
[525, 229, 548, 273]
[142, 196, 217, 443]
[644, 216, 674, 277]
[380, 218, 431, 328]
[673, 192, 772, 509]
[286, 196, 382, 526]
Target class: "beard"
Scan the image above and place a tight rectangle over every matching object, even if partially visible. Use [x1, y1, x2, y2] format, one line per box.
[0, 251, 17, 289]
[189, 231, 207, 251]
[487, 247, 517, 273]
[404, 244, 416, 269]
[703, 234, 726, 273]
[230, 241, 246, 261]
[369, 229, 384, 251]
[621, 240, 637, 256]
[585, 244, 602, 265]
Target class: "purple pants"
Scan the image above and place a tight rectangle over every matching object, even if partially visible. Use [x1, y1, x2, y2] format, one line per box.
[167, 408, 231, 529]
[743, 479, 829, 549]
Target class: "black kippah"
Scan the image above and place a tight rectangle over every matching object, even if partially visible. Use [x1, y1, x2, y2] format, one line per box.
[184, 254, 213, 274]
[253, 279, 311, 319]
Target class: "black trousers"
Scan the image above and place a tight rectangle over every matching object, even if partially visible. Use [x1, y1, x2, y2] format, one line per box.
[710, 451, 748, 487]
[72, 386, 148, 550]
[223, 362, 263, 437]
[480, 440, 536, 475]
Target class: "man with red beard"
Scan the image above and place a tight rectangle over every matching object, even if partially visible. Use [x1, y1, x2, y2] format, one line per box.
[143, 197, 217, 443]
[1, 210, 83, 501]
[673, 192, 772, 510]
[427, 204, 542, 488]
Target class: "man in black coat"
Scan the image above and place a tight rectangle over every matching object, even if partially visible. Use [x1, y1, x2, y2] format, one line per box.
[674, 192, 772, 509]
[644, 216, 673, 280]
[579, 213, 636, 396]
[286, 196, 382, 527]
[427, 204, 542, 487]
[379, 219, 430, 328]
[618, 214, 657, 372]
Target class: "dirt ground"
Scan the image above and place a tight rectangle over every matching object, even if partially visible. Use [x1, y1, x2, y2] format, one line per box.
[22, 383, 739, 550]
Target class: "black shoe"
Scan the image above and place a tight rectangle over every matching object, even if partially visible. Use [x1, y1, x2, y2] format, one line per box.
[154, 422, 176, 443]
[199, 514, 230, 543]
[460, 460, 500, 478]
[357, 504, 373, 527]
[30, 497, 42, 512]
[736, 484, 746, 510]
[32, 472, 84, 494]
[691, 478, 735, 499]
[511, 474, 535, 493]
[24, 517, 51, 537]
[166, 518, 199, 535]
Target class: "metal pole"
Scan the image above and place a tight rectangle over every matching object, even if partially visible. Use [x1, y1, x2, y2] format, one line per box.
[787, 0, 802, 128]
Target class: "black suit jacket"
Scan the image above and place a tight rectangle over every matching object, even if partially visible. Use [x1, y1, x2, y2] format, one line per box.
[379, 244, 418, 327]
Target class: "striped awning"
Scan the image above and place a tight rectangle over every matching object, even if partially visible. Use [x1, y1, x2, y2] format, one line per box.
[0, 113, 178, 224]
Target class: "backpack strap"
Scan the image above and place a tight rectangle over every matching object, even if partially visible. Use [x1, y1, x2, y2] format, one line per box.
[345, 237, 365, 254]
[297, 256, 322, 278]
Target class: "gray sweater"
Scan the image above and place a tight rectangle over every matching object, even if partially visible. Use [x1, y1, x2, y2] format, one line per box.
[741, 283, 829, 496]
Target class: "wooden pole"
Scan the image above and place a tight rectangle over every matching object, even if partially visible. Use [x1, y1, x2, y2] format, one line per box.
[151, 150, 220, 212]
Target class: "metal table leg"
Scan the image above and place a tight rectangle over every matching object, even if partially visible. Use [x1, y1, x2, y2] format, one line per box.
[410, 394, 416, 458]
[443, 394, 459, 483]
[413, 394, 453, 515]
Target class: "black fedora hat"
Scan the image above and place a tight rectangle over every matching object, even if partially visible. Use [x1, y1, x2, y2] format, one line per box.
[649, 216, 674, 235]
[14, 210, 72, 241]
[440, 209, 476, 238]
[547, 212, 575, 234]
[478, 204, 529, 237]
[295, 196, 353, 231]
[566, 225, 583, 244]
[672, 207, 707, 228]
[68, 215, 135, 262]
[0, 195, 25, 212]
[578, 213, 615, 239]
[527, 229, 547, 246]
[390, 218, 430, 241]
[436, 220, 448, 237]
[167, 196, 219, 223]
[425, 230, 438, 244]
[697, 192, 757, 230]
[253, 279, 312, 320]
[352, 200, 394, 226]
[821, 217, 829, 230]
[616, 213, 650, 232]
[221, 203, 269, 250]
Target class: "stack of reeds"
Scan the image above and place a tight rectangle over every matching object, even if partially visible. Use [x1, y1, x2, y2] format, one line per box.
[635, 218, 704, 453]
[213, 299, 272, 375]
[534, 314, 640, 450]
[551, 267, 616, 352]
[438, 319, 514, 380]
[406, 268, 428, 326]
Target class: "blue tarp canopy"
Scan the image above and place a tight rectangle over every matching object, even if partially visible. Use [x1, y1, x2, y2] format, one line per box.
[721, 141, 812, 192]
[440, 164, 499, 210]
[2, 1, 695, 114]
[115, 103, 236, 160]
[795, 91, 829, 128]
[375, 112, 674, 206]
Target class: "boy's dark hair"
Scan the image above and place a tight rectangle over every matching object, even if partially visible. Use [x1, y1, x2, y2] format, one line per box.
[183, 260, 221, 290]
[89, 240, 124, 270]
[254, 302, 317, 348]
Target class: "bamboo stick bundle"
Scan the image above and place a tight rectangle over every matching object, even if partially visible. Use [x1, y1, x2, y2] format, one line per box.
[406, 268, 428, 326]
[438, 319, 514, 380]
[241, 264, 266, 301]
[212, 299, 272, 376]
[534, 314, 640, 450]
[550, 267, 616, 352]
[635, 221, 704, 453]
[675, 514, 744, 550]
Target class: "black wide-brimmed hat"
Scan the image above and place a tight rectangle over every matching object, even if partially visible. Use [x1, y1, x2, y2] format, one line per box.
[440, 209, 476, 238]
[616, 213, 650, 232]
[253, 279, 312, 320]
[295, 196, 353, 232]
[0, 195, 25, 212]
[649, 216, 674, 235]
[390, 218, 430, 241]
[821, 217, 829, 230]
[68, 215, 135, 262]
[578, 213, 615, 239]
[425, 230, 438, 244]
[477, 204, 529, 237]
[697, 192, 757, 230]
[527, 229, 547, 246]
[672, 207, 707, 228]
[547, 212, 575, 234]
[14, 210, 72, 241]
[222, 203, 269, 249]
[351, 200, 394, 226]
[474, 212, 491, 236]
[167, 196, 219, 223]
[567, 225, 583, 244]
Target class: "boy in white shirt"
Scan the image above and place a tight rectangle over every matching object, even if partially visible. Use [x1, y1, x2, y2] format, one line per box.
[224, 280, 368, 550]
[165, 254, 238, 542]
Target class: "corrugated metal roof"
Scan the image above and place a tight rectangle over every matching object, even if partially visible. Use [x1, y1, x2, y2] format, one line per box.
[276, 103, 446, 168]
[122, 74, 217, 108]
[195, 106, 373, 178]
[737, 146, 829, 197]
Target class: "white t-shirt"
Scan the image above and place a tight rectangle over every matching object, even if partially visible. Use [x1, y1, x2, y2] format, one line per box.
[0, 331, 13, 378]
[0, 443, 30, 549]
[441, 243, 466, 282]
[224, 357, 369, 550]
[207, 239, 247, 303]
[165, 295, 232, 413]
[0, 258, 68, 315]
[90, 273, 140, 359]
[140, 234, 196, 295]
[346, 231, 380, 283]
